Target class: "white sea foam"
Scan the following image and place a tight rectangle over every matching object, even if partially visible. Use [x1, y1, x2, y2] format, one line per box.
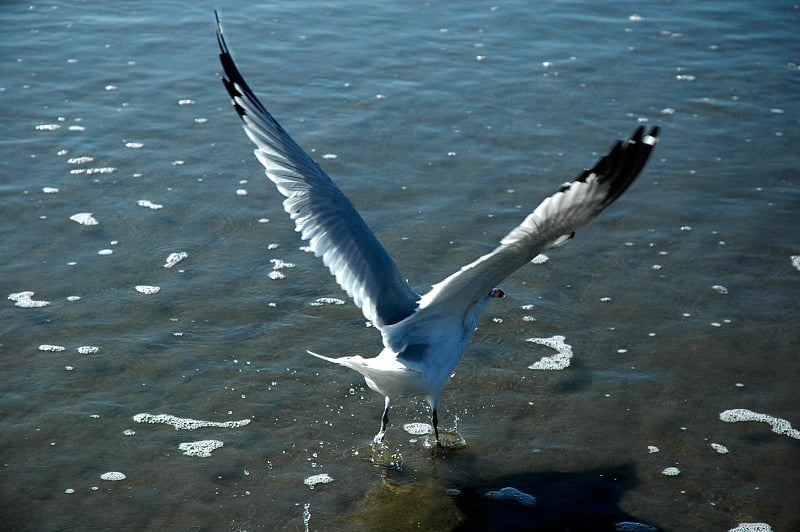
[403, 423, 433, 435]
[125, 141, 144, 149]
[270, 259, 295, 270]
[132, 413, 251, 431]
[70, 167, 116, 175]
[710, 442, 729, 454]
[42, 187, 59, 194]
[615, 523, 657, 532]
[100, 471, 126, 481]
[483, 486, 536, 507]
[310, 297, 346, 306]
[791, 255, 800, 272]
[647, 445, 660, 454]
[527, 335, 572, 370]
[304, 473, 334, 489]
[164, 252, 188, 268]
[137, 199, 163, 210]
[719, 409, 800, 439]
[8, 291, 50, 308]
[67, 156, 94, 164]
[135, 285, 160, 295]
[77, 346, 99, 354]
[711, 284, 729, 295]
[728, 524, 772, 532]
[39, 344, 66, 352]
[70, 212, 98, 226]
[661, 467, 680, 476]
[35, 124, 61, 131]
[179, 439, 224, 457]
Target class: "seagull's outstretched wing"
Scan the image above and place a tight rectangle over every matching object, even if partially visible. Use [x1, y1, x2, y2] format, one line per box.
[215, 13, 419, 327]
[418, 126, 659, 314]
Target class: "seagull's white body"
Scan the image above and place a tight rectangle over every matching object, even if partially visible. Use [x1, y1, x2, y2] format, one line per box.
[215, 13, 659, 444]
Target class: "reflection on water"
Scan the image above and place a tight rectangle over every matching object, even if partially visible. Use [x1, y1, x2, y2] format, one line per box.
[1, 1, 798, 531]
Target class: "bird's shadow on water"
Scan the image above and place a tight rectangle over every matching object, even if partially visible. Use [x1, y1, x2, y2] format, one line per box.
[329, 449, 660, 531]
[449, 464, 659, 531]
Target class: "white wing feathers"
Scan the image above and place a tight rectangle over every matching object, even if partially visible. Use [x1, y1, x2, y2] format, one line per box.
[418, 126, 659, 314]
[216, 13, 658, 337]
[216, 16, 420, 328]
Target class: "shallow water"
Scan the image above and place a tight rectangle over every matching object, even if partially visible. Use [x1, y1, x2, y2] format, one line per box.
[1, 1, 798, 530]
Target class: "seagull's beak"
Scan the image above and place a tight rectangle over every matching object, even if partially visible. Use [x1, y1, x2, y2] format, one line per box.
[490, 288, 505, 299]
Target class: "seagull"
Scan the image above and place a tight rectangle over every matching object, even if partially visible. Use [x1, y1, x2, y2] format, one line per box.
[214, 13, 659, 446]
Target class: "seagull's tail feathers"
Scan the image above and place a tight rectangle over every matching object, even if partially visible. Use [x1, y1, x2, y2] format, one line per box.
[307, 349, 422, 399]
[306, 349, 339, 364]
[307, 350, 369, 373]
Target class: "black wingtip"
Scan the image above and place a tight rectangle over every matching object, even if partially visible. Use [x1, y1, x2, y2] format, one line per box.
[603, 125, 659, 202]
[214, 11, 265, 121]
[573, 125, 659, 210]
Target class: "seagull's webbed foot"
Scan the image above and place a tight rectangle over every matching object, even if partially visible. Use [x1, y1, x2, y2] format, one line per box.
[424, 408, 467, 451]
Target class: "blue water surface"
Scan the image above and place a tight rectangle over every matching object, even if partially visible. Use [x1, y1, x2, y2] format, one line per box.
[1, 1, 798, 530]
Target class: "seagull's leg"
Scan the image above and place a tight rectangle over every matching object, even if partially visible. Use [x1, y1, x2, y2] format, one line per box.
[374, 396, 392, 444]
[432, 408, 441, 445]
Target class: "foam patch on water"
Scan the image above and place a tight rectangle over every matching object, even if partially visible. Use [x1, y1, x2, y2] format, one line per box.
[8, 291, 50, 308]
[70, 212, 98, 226]
[100, 471, 126, 481]
[791, 255, 800, 272]
[137, 199, 163, 210]
[179, 439, 224, 457]
[710, 442, 729, 454]
[310, 297, 346, 306]
[403, 422, 433, 435]
[39, 344, 66, 352]
[728, 524, 773, 532]
[77, 346, 99, 354]
[661, 467, 680, 476]
[270, 259, 295, 270]
[70, 167, 116, 175]
[304, 473, 334, 489]
[164, 252, 188, 268]
[719, 409, 800, 439]
[527, 335, 572, 370]
[135, 285, 160, 295]
[615, 523, 657, 532]
[483, 486, 536, 507]
[133, 413, 251, 431]
[711, 284, 729, 295]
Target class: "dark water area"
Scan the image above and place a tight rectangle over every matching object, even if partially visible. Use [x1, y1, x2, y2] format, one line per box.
[1, 1, 798, 530]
